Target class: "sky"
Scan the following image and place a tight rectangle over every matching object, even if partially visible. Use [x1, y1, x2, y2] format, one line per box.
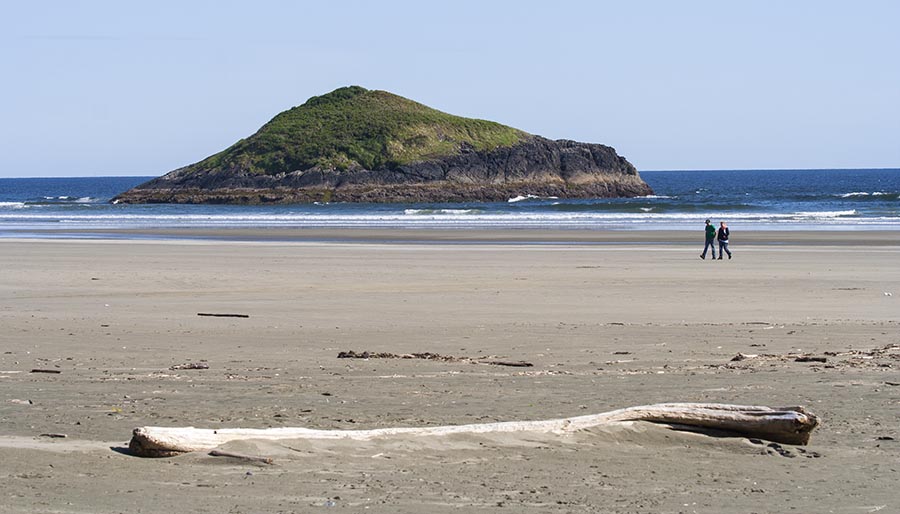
[1, 1, 898, 178]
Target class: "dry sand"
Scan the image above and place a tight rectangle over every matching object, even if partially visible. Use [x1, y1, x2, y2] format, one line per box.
[1, 232, 898, 513]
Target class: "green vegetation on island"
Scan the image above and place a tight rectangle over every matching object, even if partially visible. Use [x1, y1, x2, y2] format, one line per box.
[198, 86, 530, 174]
[114, 86, 652, 204]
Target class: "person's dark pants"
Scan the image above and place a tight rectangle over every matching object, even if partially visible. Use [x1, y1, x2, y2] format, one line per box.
[702, 238, 716, 259]
[718, 240, 731, 259]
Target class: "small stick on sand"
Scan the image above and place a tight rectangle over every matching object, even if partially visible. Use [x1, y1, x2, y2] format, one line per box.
[208, 450, 274, 464]
[197, 313, 250, 318]
[30, 369, 61, 374]
[170, 362, 210, 370]
[483, 360, 533, 367]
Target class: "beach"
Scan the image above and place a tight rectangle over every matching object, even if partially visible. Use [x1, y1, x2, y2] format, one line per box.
[1, 231, 898, 513]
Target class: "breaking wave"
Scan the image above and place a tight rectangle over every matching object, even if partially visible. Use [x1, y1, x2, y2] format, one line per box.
[837, 191, 898, 200]
[508, 194, 559, 203]
[403, 209, 482, 215]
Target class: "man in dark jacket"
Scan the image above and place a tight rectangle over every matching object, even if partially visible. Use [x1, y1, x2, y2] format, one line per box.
[717, 221, 732, 260]
[701, 219, 716, 259]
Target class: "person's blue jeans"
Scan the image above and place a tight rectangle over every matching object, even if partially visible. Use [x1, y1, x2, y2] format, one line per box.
[718, 240, 731, 258]
[702, 239, 716, 259]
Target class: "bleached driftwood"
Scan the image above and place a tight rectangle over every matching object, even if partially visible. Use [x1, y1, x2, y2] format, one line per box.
[129, 403, 819, 457]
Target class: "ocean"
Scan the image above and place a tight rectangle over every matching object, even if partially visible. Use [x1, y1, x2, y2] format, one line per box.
[1, 169, 898, 236]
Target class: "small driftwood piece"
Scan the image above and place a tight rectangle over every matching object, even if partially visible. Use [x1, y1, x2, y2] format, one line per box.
[30, 369, 61, 374]
[208, 449, 273, 464]
[337, 350, 532, 367]
[197, 313, 249, 318]
[129, 403, 819, 457]
[486, 360, 533, 367]
[170, 362, 209, 370]
[729, 345, 897, 368]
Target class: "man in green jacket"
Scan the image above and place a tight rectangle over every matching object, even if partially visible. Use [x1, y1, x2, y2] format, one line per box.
[701, 219, 716, 260]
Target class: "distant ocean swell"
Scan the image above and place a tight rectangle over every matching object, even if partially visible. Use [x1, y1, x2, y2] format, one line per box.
[0, 208, 889, 230]
[0, 169, 898, 233]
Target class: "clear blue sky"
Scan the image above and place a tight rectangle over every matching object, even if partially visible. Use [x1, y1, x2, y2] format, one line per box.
[1, 1, 898, 177]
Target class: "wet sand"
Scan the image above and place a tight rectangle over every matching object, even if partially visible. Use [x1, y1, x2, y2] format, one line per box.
[24, 226, 900, 245]
[1, 232, 898, 513]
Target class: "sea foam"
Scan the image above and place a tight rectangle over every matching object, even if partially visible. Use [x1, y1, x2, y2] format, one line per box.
[508, 194, 558, 203]
[403, 209, 482, 215]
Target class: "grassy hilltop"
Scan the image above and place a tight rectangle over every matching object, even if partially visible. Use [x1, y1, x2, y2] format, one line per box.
[195, 86, 530, 175]
[115, 86, 652, 203]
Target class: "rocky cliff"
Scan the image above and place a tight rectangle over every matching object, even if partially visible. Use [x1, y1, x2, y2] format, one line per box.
[114, 87, 652, 204]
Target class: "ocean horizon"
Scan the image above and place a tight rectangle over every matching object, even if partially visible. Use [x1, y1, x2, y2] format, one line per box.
[1, 168, 898, 237]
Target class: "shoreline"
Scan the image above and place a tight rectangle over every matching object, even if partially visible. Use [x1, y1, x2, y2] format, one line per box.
[5, 227, 900, 245]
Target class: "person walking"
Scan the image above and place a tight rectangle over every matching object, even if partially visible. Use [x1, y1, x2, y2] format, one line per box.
[701, 219, 716, 259]
[717, 221, 732, 260]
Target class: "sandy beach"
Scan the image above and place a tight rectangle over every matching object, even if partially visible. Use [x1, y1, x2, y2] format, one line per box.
[1, 231, 898, 513]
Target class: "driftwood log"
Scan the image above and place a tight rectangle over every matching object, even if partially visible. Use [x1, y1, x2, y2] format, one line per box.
[129, 403, 819, 457]
[337, 350, 533, 367]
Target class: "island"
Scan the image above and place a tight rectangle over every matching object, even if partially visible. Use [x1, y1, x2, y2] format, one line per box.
[113, 86, 653, 204]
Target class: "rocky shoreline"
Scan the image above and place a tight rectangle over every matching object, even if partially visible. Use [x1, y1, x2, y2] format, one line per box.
[114, 137, 652, 204]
